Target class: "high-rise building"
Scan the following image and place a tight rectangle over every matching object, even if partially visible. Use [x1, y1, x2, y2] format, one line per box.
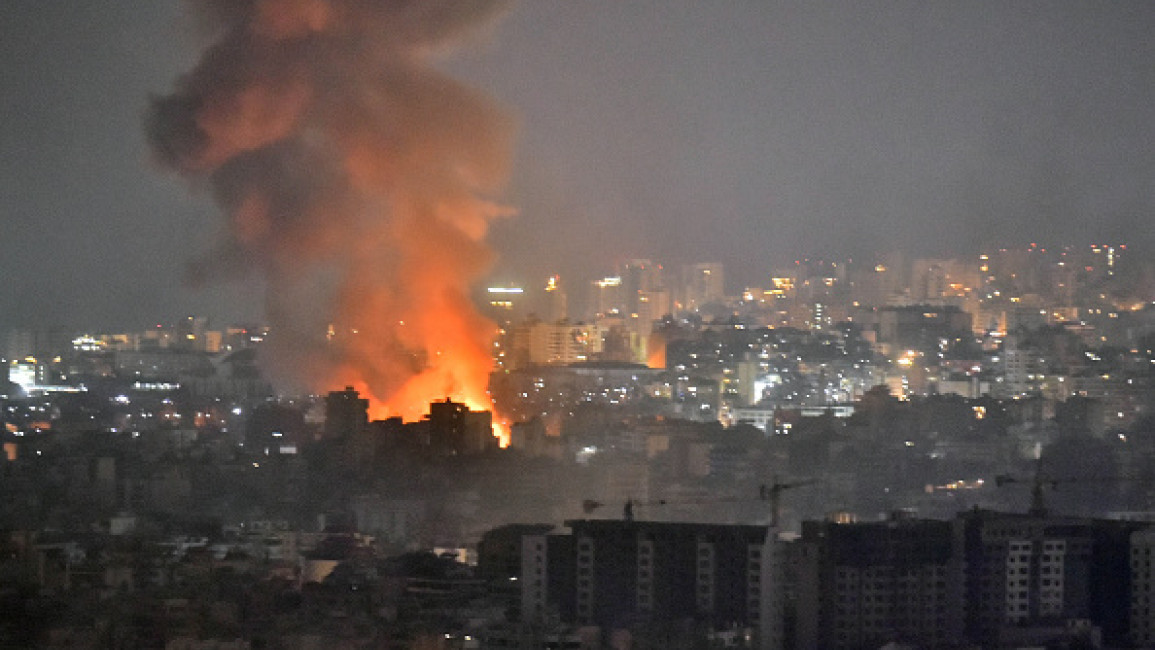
[632, 287, 669, 337]
[1130, 527, 1155, 646]
[175, 315, 210, 351]
[611, 260, 670, 362]
[622, 259, 664, 318]
[1002, 333, 1044, 398]
[427, 398, 496, 455]
[485, 285, 527, 324]
[954, 509, 1140, 649]
[544, 275, 567, 323]
[324, 385, 368, 438]
[505, 318, 604, 369]
[867, 305, 973, 354]
[681, 263, 725, 313]
[526, 320, 592, 365]
[522, 519, 778, 645]
[798, 510, 1142, 649]
[910, 258, 980, 304]
[795, 516, 960, 650]
[589, 276, 625, 320]
[1089, 243, 1123, 279]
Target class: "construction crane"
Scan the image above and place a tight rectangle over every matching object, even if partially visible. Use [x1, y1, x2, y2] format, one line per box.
[581, 476, 819, 526]
[994, 471, 1052, 517]
[995, 458, 1124, 517]
[581, 498, 671, 521]
[582, 497, 726, 522]
[761, 476, 821, 528]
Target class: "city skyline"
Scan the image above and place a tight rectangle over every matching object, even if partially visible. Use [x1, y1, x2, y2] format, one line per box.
[4, 2, 1155, 332]
[0, 241, 1142, 337]
[7, 5, 1155, 646]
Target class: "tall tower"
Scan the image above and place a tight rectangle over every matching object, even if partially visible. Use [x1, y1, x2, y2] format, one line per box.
[681, 262, 725, 313]
[485, 285, 527, 325]
[428, 398, 495, 455]
[544, 275, 567, 323]
[623, 259, 664, 317]
[590, 276, 625, 319]
[624, 259, 669, 344]
[324, 386, 368, 438]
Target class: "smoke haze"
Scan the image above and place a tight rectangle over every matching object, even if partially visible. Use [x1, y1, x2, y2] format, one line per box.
[147, 0, 515, 426]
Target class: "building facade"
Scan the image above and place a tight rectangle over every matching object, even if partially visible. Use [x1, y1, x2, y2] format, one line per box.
[521, 519, 781, 647]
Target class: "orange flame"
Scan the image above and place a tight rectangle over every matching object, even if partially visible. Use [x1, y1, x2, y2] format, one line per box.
[646, 332, 667, 369]
[149, 0, 516, 446]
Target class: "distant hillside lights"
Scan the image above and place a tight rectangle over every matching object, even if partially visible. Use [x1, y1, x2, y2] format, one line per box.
[71, 335, 105, 353]
[8, 358, 42, 392]
[4, 358, 82, 395]
[20, 322, 266, 357]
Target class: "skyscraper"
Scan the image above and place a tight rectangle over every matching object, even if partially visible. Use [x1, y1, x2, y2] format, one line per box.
[622, 259, 665, 318]
[522, 519, 778, 644]
[324, 386, 368, 438]
[681, 262, 725, 313]
[544, 275, 567, 323]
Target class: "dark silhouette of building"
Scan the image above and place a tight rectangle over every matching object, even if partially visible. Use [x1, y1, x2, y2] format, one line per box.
[795, 509, 1145, 649]
[479, 523, 556, 584]
[478, 523, 556, 621]
[324, 386, 367, 439]
[859, 304, 973, 355]
[427, 398, 496, 455]
[246, 402, 307, 454]
[796, 515, 960, 650]
[954, 509, 1141, 649]
[521, 519, 774, 642]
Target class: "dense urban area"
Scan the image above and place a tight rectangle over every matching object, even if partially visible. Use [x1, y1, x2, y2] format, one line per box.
[6, 245, 1155, 649]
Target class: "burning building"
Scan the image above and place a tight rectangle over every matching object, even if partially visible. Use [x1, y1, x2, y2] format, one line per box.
[427, 397, 497, 456]
[147, 0, 515, 441]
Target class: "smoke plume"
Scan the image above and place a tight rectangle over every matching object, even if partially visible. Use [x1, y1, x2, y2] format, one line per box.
[148, 0, 515, 434]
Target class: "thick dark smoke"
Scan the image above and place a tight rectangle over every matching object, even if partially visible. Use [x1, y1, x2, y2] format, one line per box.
[148, 0, 515, 432]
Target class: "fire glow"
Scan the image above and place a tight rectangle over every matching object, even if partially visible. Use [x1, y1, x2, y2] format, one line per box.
[148, 0, 515, 446]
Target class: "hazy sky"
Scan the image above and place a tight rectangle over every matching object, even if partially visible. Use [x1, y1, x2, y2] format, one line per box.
[3, 2, 1154, 330]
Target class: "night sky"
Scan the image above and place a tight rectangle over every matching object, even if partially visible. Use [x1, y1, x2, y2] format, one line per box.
[3, 2, 1154, 330]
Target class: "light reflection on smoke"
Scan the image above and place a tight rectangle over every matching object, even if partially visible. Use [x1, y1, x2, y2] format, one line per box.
[148, 0, 515, 442]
